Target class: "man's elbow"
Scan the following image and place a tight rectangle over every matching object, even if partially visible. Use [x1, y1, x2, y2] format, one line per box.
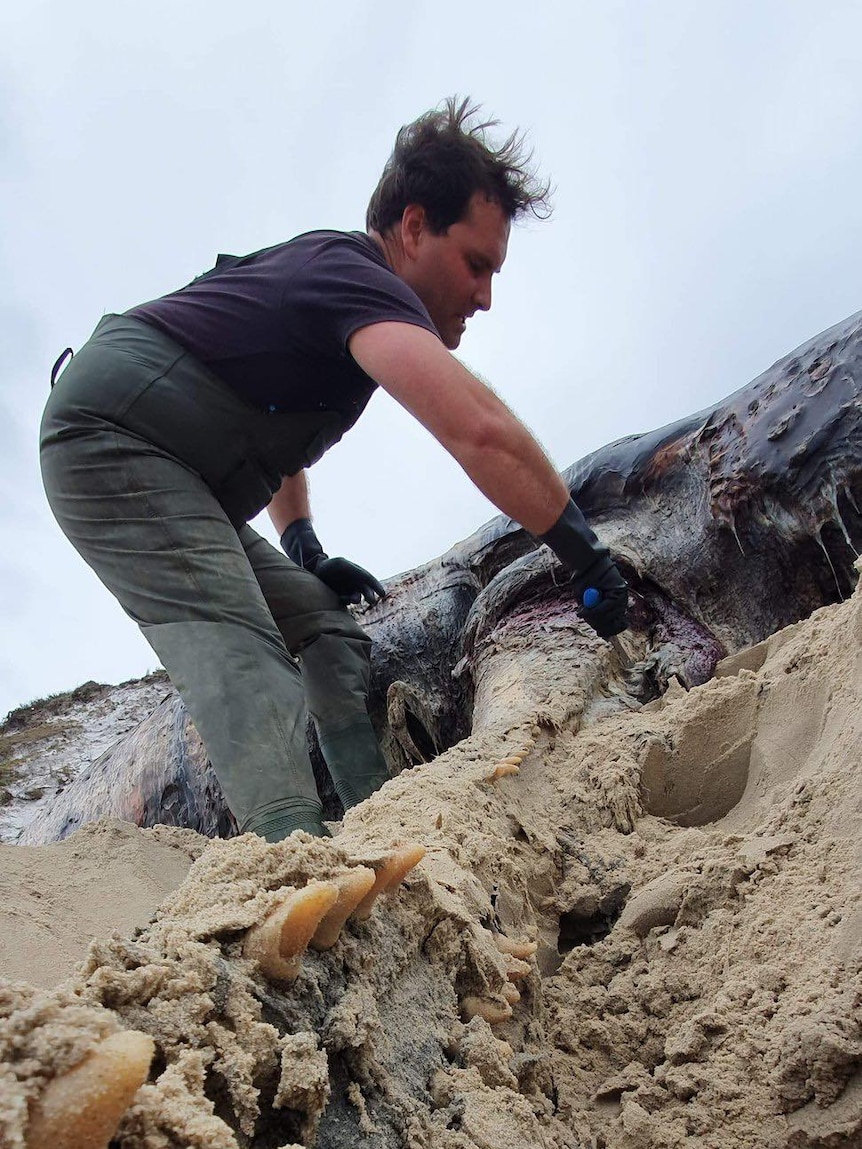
[448, 408, 514, 463]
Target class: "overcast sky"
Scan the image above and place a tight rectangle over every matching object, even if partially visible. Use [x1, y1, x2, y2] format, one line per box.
[3, 1, 862, 718]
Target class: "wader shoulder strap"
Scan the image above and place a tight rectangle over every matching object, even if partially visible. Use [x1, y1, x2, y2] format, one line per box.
[50, 347, 74, 389]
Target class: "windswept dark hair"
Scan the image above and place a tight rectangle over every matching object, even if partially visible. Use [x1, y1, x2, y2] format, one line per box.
[366, 96, 553, 235]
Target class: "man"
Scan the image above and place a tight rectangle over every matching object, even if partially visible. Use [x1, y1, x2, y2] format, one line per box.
[40, 98, 628, 843]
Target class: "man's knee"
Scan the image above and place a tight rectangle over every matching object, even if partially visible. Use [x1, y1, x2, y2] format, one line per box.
[297, 630, 374, 728]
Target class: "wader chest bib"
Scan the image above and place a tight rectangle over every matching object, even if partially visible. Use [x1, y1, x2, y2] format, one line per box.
[46, 314, 351, 526]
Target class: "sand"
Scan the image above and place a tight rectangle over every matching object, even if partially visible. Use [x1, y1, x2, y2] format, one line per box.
[0, 821, 200, 989]
[1, 569, 861, 1147]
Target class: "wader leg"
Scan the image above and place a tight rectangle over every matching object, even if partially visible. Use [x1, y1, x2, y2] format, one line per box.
[39, 426, 325, 841]
[240, 528, 392, 810]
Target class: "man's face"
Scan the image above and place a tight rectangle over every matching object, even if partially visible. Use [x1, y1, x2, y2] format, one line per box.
[402, 192, 511, 349]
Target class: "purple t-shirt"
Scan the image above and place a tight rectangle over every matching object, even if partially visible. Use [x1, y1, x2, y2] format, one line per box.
[127, 230, 439, 421]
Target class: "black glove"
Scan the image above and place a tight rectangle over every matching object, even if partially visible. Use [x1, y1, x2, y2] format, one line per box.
[539, 500, 629, 639]
[280, 518, 386, 607]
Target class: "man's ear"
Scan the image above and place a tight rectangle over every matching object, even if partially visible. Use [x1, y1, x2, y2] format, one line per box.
[400, 203, 428, 260]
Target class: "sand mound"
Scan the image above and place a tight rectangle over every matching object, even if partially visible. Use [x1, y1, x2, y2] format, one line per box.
[2, 570, 862, 1147]
[0, 821, 199, 988]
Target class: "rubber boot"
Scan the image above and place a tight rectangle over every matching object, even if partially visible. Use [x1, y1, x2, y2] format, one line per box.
[242, 798, 331, 841]
[145, 621, 328, 839]
[317, 718, 392, 810]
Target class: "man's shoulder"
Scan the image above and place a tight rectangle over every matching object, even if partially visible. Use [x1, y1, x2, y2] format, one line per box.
[241, 230, 385, 270]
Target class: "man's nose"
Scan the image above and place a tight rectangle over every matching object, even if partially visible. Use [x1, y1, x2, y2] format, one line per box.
[474, 275, 492, 312]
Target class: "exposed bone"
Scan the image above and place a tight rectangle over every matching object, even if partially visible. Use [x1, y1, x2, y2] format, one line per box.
[243, 881, 339, 982]
[352, 844, 427, 921]
[461, 995, 514, 1024]
[26, 1029, 154, 1149]
[617, 874, 689, 936]
[502, 982, 521, 1005]
[310, 866, 376, 950]
[504, 954, 532, 981]
[493, 934, 538, 960]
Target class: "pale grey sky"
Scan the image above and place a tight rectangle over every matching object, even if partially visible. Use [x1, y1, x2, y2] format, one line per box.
[3, 1, 862, 717]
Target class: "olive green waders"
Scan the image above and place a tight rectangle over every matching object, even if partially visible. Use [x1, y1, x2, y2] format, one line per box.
[40, 315, 390, 840]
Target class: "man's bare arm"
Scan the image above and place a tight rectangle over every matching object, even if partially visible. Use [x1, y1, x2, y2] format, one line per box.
[348, 322, 570, 535]
[268, 470, 311, 536]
